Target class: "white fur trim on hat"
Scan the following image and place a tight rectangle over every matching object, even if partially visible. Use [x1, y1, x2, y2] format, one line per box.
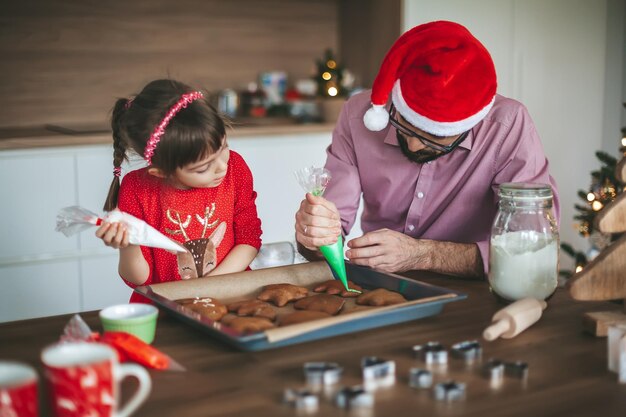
[363, 104, 389, 131]
[392, 80, 495, 136]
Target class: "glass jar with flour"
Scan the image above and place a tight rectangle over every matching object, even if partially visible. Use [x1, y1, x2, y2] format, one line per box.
[488, 183, 559, 302]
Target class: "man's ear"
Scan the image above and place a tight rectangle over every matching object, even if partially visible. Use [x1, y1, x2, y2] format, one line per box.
[147, 167, 166, 179]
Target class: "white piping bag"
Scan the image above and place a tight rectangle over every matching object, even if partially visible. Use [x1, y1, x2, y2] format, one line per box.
[56, 205, 187, 253]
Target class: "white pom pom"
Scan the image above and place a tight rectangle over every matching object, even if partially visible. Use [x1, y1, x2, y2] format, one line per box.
[363, 105, 389, 131]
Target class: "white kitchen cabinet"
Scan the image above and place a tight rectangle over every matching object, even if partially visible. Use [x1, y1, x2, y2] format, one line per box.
[0, 150, 78, 259]
[0, 260, 81, 322]
[75, 146, 131, 252]
[230, 133, 332, 243]
[80, 255, 132, 310]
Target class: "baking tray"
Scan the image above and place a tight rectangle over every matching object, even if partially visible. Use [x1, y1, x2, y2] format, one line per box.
[135, 261, 466, 351]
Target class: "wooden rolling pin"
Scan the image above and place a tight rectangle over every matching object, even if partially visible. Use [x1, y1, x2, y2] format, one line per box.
[483, 298, 547, 341]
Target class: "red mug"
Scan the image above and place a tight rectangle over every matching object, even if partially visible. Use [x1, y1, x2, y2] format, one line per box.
[0, 360, 38, 417]
[41, 342, 151, 417]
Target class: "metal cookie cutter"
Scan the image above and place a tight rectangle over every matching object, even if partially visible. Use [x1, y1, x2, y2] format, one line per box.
[504, 361, 529, 379]
[483, 359, 505, 387]
[451, 340, 482, 363]
[335, 386, 374, 409]
[361, 356, 396, 390]
[303, 362, 343, 386]
[408, 368, 433, 389]
[413, 341, 448, 365]
[433, 380, 466, 402]
[283, 388, 319, 410]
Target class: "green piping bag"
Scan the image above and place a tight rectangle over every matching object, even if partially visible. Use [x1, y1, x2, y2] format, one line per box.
[319, 234, 359, 293]
[295, 167, 360, 293]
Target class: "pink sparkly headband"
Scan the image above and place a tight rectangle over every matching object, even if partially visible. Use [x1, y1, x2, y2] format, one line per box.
[143, 91, 204, 165]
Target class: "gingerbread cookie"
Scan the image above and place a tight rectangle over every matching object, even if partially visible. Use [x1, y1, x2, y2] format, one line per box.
[227, 299, 276, 320]
[314, 279, 363, 297]
[294, 294, 345, 315]
[356, 288, 407, 307]
[346, 305, 376, 314]
[278, 310, 332, 326]
[222, 315, 275, 333]
[257, 283, 309, 307]
[177, 297, 228, 321]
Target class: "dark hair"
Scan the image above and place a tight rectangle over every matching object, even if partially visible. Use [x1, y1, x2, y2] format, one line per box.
[103, 79, 226, 211]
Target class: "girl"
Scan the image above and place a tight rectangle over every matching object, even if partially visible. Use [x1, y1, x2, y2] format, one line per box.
[96, 79, 262, 302]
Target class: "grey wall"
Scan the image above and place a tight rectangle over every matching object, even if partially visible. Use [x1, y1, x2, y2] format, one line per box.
[602, 0, 626, 156]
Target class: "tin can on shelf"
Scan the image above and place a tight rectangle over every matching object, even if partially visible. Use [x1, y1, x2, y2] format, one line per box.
[217, 88, 239, 118]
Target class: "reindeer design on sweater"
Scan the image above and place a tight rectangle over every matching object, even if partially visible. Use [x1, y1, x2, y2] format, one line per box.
[165, 203, 226, 279]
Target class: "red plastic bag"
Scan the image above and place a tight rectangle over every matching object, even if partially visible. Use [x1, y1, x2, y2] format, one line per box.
[101, 331, 177, 371]
[60, 314, 184, 371]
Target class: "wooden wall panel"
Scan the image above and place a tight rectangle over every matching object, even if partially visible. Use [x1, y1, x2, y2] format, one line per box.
[339, 0, 401, 89]
[0, 0, 339, 128]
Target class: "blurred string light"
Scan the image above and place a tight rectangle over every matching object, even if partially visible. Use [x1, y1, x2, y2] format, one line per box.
[574, 152, 623, 238]
[591, 200, 603, 211]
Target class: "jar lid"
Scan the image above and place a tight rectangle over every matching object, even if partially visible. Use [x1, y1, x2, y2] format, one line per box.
[498, 183, 552, 199]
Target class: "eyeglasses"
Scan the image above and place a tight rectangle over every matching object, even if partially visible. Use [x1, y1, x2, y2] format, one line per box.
[389, 104, 469, 153]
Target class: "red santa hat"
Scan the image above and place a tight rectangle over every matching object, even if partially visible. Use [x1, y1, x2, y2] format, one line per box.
[363, 21, 497, 136]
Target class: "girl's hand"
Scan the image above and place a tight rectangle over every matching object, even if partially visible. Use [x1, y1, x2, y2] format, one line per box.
[95, 221, 130, 249]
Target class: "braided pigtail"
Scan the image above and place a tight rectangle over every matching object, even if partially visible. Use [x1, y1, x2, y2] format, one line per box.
[103, 98, 131, 211]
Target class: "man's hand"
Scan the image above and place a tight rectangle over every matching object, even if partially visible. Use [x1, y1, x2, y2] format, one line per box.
[295, 193, 343, 250]
[345, 228, 428, 273]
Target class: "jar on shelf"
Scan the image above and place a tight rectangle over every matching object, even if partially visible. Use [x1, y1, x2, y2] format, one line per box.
[488, 183, 559, 302]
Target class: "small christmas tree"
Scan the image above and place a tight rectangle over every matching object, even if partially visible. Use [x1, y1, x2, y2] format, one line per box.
[315, 49, 346, 98]
[561, 103, 626, 277]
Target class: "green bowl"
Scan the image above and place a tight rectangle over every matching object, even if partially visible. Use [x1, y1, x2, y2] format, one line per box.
[99, 303, 158, 344]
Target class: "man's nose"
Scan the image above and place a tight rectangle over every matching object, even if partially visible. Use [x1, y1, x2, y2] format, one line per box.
[406, 137, 427, 152]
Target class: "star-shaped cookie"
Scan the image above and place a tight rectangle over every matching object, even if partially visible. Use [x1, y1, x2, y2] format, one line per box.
[257, 283, 309, 307]
[227, 299, 276, 320]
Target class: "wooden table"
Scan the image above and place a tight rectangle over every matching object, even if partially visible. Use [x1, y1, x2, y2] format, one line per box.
[2, 272, 625, 417]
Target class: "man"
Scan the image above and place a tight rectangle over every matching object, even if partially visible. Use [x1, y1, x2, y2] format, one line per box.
[295, 20, 559, 278]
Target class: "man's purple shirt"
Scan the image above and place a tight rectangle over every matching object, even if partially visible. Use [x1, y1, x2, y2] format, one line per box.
[323, 91, 559, 274]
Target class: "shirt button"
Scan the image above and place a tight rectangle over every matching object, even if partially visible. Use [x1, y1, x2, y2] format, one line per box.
[417, 192, 424, 199]
[408, 224, 415, 231]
